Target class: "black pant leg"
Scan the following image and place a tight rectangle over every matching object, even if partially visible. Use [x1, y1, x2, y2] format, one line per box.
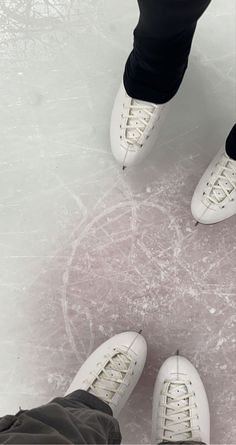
[0, 390, 122, 444]
[160, 442, 206, 444]
[160, 442, 206, 445]
[225, 124, 236, 160]
[124, 0, 212, 103]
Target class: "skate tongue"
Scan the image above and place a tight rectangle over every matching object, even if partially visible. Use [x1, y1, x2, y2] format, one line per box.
[102, 354, 129, 391]
[89, 352, 131, 403]
[165, 382, 192, 441]
[126, 98, 156, 145]
[208, 157, 236, 204]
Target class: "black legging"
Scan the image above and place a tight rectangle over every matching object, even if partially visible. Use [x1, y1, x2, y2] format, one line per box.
[123, 0, 236, 160]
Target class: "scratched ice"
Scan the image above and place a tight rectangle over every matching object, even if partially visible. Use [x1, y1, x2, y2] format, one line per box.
[0, 1, 235, 443]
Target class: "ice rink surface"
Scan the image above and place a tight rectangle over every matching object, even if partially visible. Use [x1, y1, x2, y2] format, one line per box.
[0, 0, 235, 443]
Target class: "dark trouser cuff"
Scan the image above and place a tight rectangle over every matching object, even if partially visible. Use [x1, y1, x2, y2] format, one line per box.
[123, 52, 187, 104]
[62, 389, 113, 416]
[225, 124, 236, 161]
[159, 442, 206, 445]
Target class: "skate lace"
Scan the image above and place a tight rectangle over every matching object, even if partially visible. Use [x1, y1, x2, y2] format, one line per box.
[160, 379, 200, 443]
[122, 98, 158, 146]
[203, 154, 236, 207]
[88, 349, 133, 405]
